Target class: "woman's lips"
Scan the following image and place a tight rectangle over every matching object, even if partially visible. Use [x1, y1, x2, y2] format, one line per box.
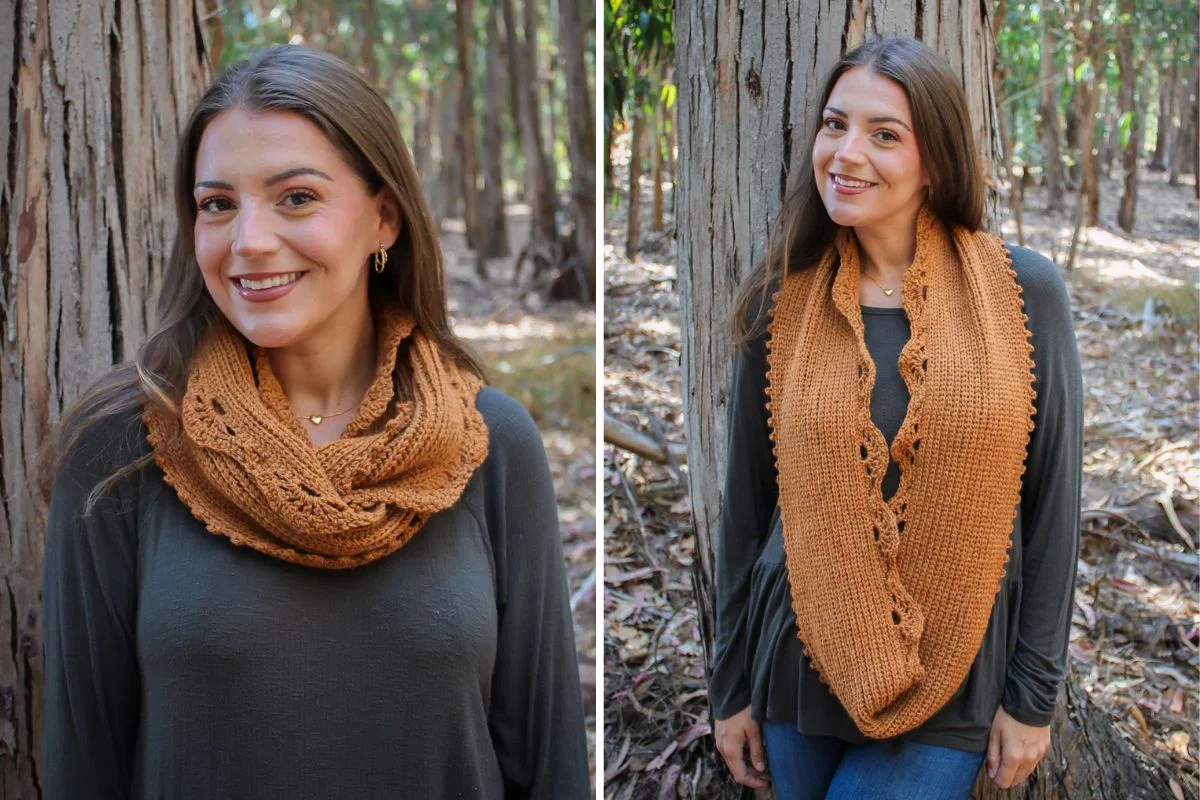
[231, 271, 306, 303]
[830, 173, 875, 195]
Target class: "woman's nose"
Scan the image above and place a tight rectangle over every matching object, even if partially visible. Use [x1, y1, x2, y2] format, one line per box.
[231, 202, 280, 258]
[835, 130, 868, 165]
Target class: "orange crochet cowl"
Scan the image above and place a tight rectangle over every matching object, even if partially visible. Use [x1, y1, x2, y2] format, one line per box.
[765, 208, 1036, 739]
[144, 301, 488, 569]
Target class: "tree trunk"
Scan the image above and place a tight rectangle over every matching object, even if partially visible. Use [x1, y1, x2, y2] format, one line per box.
[1039, 8, 1065, 211]
[677, 0, 1006, 631]
[453, 0, 483, 270]
[652, 100, 666, 233]
[1116, 0, 1141, 234]
[1149, 56, 1178, 172]
[434, 81, 463, 225]
[969, 680, 1180, 799]
[477, 6, 511, 262]
[557, 0, 596, 299]
[359, 0, 381, 89]
[498, 0, 525, 195]
[626, 104, 645, 258]
[505, 0, 557, 254]
[0, 0, 208, 792]
[1101, 80, 1120, 179]
[1170, 58, 1199, 192]
[1067, 0, 1102, 270]
[413, 87, 435, 192]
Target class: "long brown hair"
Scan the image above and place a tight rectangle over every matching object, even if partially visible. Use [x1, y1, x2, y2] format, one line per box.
[730, 37, 986, 345]
[42, 45, 483, 510]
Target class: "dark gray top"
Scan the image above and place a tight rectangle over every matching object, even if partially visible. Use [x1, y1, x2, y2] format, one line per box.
[43, 387, 590, 799]
[710, 246, 1084, 752]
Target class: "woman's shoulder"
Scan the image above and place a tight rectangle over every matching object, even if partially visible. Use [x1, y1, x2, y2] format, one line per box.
[1002, 244, 1070, 305]
[56, 402, 151, 488]
[475, 386, 546, 464]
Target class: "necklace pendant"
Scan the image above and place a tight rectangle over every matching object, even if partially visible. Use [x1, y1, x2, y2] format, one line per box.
[883, 288, 895, 296]
[309, 415, 324, 425]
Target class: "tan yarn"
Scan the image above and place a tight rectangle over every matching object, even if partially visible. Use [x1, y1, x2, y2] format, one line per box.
[144, 302, 488, 569]
[765, 207, 1036, 738]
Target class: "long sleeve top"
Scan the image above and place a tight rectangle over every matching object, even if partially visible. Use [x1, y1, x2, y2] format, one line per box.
[43, 386, 591, 799]
[709, 245, 1084, 753]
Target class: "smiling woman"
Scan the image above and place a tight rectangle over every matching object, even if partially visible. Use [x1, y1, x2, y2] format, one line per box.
[39, 45, 589, 799]
[710, 37, 1083, 800]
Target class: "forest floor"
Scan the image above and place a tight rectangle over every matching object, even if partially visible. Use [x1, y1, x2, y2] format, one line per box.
[602, 156, 1200, 799]
[439, 206, 598, 781]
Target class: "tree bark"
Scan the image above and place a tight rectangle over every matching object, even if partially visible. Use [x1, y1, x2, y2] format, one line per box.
[1149, 56, 1178, 172]
[626, 104, 645, 258]
[652, 100, 666, 233]
[433, 80, 463, 225]
[1116, 0, 1141, 234]
[557, 0, 596, 298]
[969, 680, 1180, 799]
[413, 87, 435, 192]
[477, 5, 511, 262]
[1067, 0, 1102, 270]
[453, 0, 483, 269]
[677, 0, 1005, 648]
[505, 0, 557, 253]
[1170, 58, 1198, 192]
[0, 0, 209, 792]
[1039, 8, 1065, 211]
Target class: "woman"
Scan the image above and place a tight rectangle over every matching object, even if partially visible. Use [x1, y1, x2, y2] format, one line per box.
[42, 45, 589, 799]
[710, 38, 1082, 799]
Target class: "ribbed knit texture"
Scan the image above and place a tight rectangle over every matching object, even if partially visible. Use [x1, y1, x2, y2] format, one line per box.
[764, 207, 1036, 738]
[144, 302, 488, 569]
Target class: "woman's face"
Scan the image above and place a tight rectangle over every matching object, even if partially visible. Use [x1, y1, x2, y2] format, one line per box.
[811, 66, 929, 234]
[192, 108, 398, 350]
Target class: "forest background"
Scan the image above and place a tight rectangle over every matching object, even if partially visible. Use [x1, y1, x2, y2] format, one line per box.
[603, 1, 1199, 798]
[0, 0, 598, 793]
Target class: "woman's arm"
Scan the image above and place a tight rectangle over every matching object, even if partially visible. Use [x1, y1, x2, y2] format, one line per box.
[1002, 248, 1085, 727]
[710, 329, 780, 720]
[42, 420, 143, 799]
[478, 389, 590, 799]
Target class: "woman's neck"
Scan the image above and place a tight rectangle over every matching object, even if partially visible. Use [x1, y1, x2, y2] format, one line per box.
[266, 306, 378, 422]
[853, 217, 919, 283]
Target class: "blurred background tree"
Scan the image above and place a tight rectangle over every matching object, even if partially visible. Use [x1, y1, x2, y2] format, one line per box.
[204, 0, 596, 300]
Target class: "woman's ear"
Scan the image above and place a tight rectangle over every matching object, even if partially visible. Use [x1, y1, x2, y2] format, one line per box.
[376, 189, 402, 249]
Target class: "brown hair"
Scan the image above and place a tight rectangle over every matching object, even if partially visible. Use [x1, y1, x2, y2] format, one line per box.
[730, 36, 985, 345]
[42, 45, 483, 510]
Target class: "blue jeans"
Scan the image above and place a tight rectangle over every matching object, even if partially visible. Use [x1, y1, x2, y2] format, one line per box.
[761, 720, 985, 800]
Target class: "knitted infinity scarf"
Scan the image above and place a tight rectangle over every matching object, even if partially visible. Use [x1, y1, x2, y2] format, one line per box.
[765, 207, 1036, 738]
[144, 302, 488, 569]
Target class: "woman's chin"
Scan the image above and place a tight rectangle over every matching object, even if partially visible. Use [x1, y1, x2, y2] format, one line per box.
[227, 317, 307, 351]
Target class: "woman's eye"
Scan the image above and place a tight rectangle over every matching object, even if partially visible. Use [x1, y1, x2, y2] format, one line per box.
[282, 190, 317, 208]
[197, 197, 233, 213]
[823, 117, 845, 131]
[876, 130, 900, 143]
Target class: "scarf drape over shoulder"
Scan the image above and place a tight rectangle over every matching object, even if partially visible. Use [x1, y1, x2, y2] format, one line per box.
[145, 302, 488, 569]
[765, 208, 1036, 738]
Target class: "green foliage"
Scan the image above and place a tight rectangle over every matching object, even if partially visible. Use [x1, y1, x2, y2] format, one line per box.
[604, 0, 672, 129]
[996, 0, 1198, 174]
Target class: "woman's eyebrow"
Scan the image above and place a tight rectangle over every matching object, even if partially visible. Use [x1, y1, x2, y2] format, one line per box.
[193, 167, 334, 192]
[824, 106, 912, 133]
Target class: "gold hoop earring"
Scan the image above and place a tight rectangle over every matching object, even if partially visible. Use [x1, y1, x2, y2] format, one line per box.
[373, 243, 388, 274]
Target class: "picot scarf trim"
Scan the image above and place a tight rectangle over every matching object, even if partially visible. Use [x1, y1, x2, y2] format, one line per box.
[764, 207, 1036, 738]
[144, 302, 488, 569]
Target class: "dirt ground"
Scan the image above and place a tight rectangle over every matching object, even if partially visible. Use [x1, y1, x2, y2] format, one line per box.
[602, 157, 1199, 799]
[439, 205, 598, 781]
